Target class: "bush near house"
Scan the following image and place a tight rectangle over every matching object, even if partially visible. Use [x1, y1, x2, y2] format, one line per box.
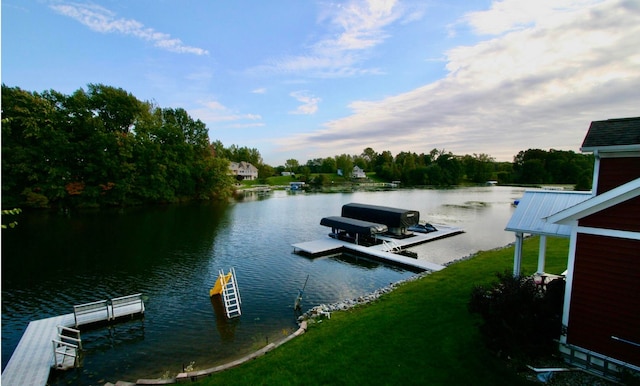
[468, 271, 565, 360]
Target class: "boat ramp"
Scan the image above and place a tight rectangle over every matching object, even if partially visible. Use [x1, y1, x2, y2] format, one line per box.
[2, 294, 145, 386]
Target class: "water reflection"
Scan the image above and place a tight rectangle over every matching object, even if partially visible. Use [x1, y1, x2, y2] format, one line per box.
[1, 186, 523, 383]
[210, 295, 239, 343]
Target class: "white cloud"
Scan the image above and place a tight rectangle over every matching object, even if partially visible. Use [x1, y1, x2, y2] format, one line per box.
[251, 0, 411, 77]
[463, 0, 602, 35]
[275, 0, 640, 161]
[252, 88, 267, 94]
[189, 100, 262, 127]
[50, 2, 209, 55]
[289, 91, 321, 115]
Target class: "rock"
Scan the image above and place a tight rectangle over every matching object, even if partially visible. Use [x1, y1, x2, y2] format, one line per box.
[298, 272, 432, 324]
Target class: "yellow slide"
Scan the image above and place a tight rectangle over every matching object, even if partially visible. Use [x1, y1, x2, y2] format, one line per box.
[209, 272, 232, 296]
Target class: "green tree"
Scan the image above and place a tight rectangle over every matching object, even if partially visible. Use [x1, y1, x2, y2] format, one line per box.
[2, 84, 233, 208]
[285, 159, 300, 173]
[463, 153, 495, 183]
[320, 157, 336, 173]
[335, 154, 353, 178]
[360, 147, 377, 171]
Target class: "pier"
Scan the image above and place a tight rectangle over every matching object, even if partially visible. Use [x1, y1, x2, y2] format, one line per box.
[2, 294, 145, 386]
[292, 224, 463, 272]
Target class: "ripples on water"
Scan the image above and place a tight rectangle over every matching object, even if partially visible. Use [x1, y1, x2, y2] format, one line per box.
[1, 187, 523, 383]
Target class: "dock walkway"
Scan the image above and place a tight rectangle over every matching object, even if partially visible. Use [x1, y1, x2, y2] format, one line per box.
[2, 294, 145, 386]
[292, 224, 463, 272]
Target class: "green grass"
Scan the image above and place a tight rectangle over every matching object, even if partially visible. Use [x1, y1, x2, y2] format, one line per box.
[196, 236, 569, 385]
[264, 175, 298, 185]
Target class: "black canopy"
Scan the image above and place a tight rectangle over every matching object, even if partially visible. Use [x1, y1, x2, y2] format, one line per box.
[341, 203, 419, 228]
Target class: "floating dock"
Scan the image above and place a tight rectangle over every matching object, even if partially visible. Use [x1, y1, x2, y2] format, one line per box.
[2, 294, 145, 386]
[292, 224, 463, 272]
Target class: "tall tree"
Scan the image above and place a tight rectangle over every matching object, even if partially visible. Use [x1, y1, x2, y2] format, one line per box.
[1, 84, 234, 208]
[284, 159, 300, 173]
[335, 154, 353, 178]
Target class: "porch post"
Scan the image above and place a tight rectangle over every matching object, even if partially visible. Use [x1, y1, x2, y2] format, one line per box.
[560, 223, 579, 345]
[513, 232, 523, 276]
[537, 235, 547, 274]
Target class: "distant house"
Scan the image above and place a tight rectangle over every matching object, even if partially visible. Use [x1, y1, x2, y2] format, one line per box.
[281, 172, 295, 177]
[229, 161, 258, 180]
[506, 117, 640, 378]
[352, 166, 366, 179]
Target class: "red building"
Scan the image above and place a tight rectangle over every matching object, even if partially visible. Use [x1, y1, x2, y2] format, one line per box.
[547, 117, 640, 377]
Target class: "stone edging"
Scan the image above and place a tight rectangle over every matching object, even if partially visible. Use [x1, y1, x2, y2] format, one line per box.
[296, 272, 431, 322]
[107, 321, 308, 385]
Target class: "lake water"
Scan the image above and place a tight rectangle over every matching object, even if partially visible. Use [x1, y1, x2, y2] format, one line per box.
[1, 186, 525, 384]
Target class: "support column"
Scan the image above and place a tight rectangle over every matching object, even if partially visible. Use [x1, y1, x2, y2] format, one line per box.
[537, 235, 547, 274]
[560, 224, 579, 345]
[513, 232, 523, 276]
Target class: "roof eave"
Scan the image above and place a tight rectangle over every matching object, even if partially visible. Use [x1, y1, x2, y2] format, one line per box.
[580, 144, 640, 154]
[504, 227, 572, 238]
[546, 178, 640, 225]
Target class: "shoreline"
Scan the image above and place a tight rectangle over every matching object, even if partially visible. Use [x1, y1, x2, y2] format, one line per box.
[297, 239, 519, 322]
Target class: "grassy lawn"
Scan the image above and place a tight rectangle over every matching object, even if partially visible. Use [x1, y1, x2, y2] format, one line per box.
[196, 236, 569, 385]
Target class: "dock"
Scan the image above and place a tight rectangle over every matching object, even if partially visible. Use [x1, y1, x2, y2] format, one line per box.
[292, 224, 463, 272]
[2, 294, 145, 386]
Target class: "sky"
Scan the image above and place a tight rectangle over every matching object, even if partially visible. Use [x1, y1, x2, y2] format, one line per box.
[2, 0, 639, 166]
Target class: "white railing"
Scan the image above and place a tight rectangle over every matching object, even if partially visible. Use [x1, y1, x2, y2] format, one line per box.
[382, 240, 402, 253]
[52, 326, 82, 369]
[73, 294, 145, 327]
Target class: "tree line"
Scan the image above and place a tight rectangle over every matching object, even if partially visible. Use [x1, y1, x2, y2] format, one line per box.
[278, 147, 594, 190]
[2, 84, 236, 209]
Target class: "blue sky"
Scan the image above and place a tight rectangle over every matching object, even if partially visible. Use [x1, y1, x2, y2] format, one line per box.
[3, 0, 639, 166]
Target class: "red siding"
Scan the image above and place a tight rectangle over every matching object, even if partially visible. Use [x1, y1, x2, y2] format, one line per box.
[567, 234, 640, 366]
[582, 156, 640, 231]
[596, 157, 640, 194]
[580, 196, 640, 232]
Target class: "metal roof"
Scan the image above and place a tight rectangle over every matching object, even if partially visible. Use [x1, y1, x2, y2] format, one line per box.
[546, 178, 640, 225]
[505, 190, 592, 237]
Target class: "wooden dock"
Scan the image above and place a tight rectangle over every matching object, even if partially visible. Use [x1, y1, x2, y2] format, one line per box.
[292, 224, 463, 272]
[2, 294, 145, 386]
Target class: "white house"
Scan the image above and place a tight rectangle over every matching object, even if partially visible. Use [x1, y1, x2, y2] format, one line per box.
[352, 166, 366, 179]
[229, 161, 258, 180]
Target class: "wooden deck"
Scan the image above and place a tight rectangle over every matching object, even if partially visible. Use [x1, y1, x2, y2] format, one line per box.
[2, 294, 145, 386]
[292, 224, 463, 272]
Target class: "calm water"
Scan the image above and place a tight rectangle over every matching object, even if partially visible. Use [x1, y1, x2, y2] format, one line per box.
[1, 186, 525, 384]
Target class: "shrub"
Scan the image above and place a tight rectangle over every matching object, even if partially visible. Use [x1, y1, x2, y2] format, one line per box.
[468, 270, 565, 360]
[21, 188, 50, 208]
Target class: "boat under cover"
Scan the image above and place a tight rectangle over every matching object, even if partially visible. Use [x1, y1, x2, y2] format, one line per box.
[341, 203, 419, 229]
[320, 216, 388, 235]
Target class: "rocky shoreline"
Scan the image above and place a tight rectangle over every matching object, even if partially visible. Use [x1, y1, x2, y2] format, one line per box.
[295, 243, 518, 323]
[297, 271, 431, 322]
